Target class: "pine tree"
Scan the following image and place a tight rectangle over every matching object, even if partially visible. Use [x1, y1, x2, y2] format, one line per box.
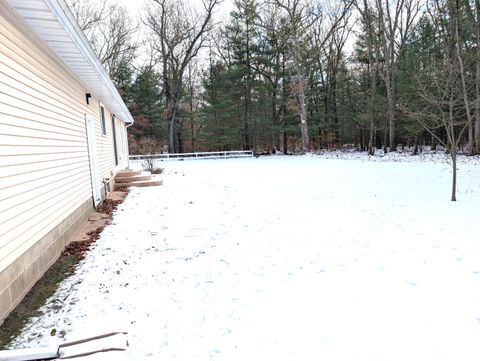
[128, 65, 165, 151]
[199, 62, 244, 151]
[226, 0, 261, 150]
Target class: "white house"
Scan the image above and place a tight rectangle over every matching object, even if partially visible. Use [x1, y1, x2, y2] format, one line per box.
[0, 0, 134, 324]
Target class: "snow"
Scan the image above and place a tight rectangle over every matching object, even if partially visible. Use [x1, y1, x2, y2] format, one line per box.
[7, 154, 480, 360]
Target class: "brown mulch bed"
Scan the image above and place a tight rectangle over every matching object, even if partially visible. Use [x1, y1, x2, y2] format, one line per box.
[61, 198, 123, 260]
[114, 185, 130, 192]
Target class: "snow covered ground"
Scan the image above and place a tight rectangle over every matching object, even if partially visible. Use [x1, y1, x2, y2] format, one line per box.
[8, 154, 480, 360]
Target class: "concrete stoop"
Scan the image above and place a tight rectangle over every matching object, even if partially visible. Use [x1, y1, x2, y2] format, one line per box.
[114, 169, 163, 190]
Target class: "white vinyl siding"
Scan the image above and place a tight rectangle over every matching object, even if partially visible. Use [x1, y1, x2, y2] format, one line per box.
[0, 6, 128, 275]
[0, 9, 90, 272]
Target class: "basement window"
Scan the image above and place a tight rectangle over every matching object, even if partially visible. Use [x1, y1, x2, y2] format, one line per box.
[100, 104, 106, 135]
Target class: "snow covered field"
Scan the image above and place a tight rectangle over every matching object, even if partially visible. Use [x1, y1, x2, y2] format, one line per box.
[9, 154, 480, 360]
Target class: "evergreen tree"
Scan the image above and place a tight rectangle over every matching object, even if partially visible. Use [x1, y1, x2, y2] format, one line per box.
[128, 65, 165, 152]
[199, 62, 244, 150]
[226, 0, 261, 149]
[112, 58, 134, 105]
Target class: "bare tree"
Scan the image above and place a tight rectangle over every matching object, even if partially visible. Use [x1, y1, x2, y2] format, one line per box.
[374, 0, 421, 152]
[185, 60, 202, 151]
[313, 1, 354, 149]
[272, 0, 318, 153]
[405, 68, 468, 201]
[456, 0, 479, 154]
[474, 0, 480, 154]
[403, 1, 469, 201]
[145, 0, 222, 153]
[67, 1, 139, 78]
[274, 0, 353, 153]
[67, 0, 107, 33]
[92, 6, 139, 77]
[452, 0, 475, 155]
[255, 3, 289, 152]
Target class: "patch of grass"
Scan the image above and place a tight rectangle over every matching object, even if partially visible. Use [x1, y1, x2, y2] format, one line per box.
[0, 254, 80, 349]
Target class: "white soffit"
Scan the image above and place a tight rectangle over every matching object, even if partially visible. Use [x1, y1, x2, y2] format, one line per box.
[5, 0, 134, 124]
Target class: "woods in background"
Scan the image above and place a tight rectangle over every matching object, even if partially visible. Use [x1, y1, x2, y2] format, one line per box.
[68, 0, 480, 156]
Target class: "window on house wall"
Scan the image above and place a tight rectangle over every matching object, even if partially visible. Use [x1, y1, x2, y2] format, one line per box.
[100, 104, 106, 135]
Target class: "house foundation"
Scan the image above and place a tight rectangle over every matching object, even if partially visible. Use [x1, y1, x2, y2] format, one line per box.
[0, 199, 93, 325]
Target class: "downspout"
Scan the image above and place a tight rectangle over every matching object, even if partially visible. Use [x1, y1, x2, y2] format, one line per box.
[126, 121, 134, 169]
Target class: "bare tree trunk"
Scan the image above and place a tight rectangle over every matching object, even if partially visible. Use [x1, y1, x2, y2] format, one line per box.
[292, 43, 310, 153]
[177, 128, 184, 153]
[243, 9, 253, 150]
[375, 0, 419, 152]
[473, 2, 480, 156]
[451, 147, 457, 201]
[167, 104, 176, 153]
[387, 80, 396, 151]
[243, 83, 251, 150]
[358, 0, 378, 156]
[383, 122, 388, 153]
[412, 136, 418, 155]
[369, 57, 377, 155]
[459, 0, 480, 154]
[370, 12, 378, 155]
[272, 87, 280, 150]
[368, 122, 375, 155]
[274, 0, 313, 153]
[281, 56, 288, 155]
[454, 2, 474, 155]
[376, 0, 395, 152]
[449, 93, 457, 201]
[476, 60, 480, 153]
[190, 121, 195, 151]
[298, 90, 310, 153]
[431, 134, 437, 151]
[190, 83, 195, 151]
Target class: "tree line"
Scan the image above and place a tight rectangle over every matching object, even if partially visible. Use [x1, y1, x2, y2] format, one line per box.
[68, 0, 480, 159]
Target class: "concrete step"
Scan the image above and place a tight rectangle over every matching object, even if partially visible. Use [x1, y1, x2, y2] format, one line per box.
[115, 171, 152, 183]
[116, 169, 142, 177]
[114, 176, 163, 190]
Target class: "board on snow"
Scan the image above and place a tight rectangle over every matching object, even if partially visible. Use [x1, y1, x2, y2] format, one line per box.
[0, 332, 128, 360]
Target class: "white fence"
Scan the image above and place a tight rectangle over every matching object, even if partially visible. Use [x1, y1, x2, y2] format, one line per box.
[129, 150, 254, 161]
